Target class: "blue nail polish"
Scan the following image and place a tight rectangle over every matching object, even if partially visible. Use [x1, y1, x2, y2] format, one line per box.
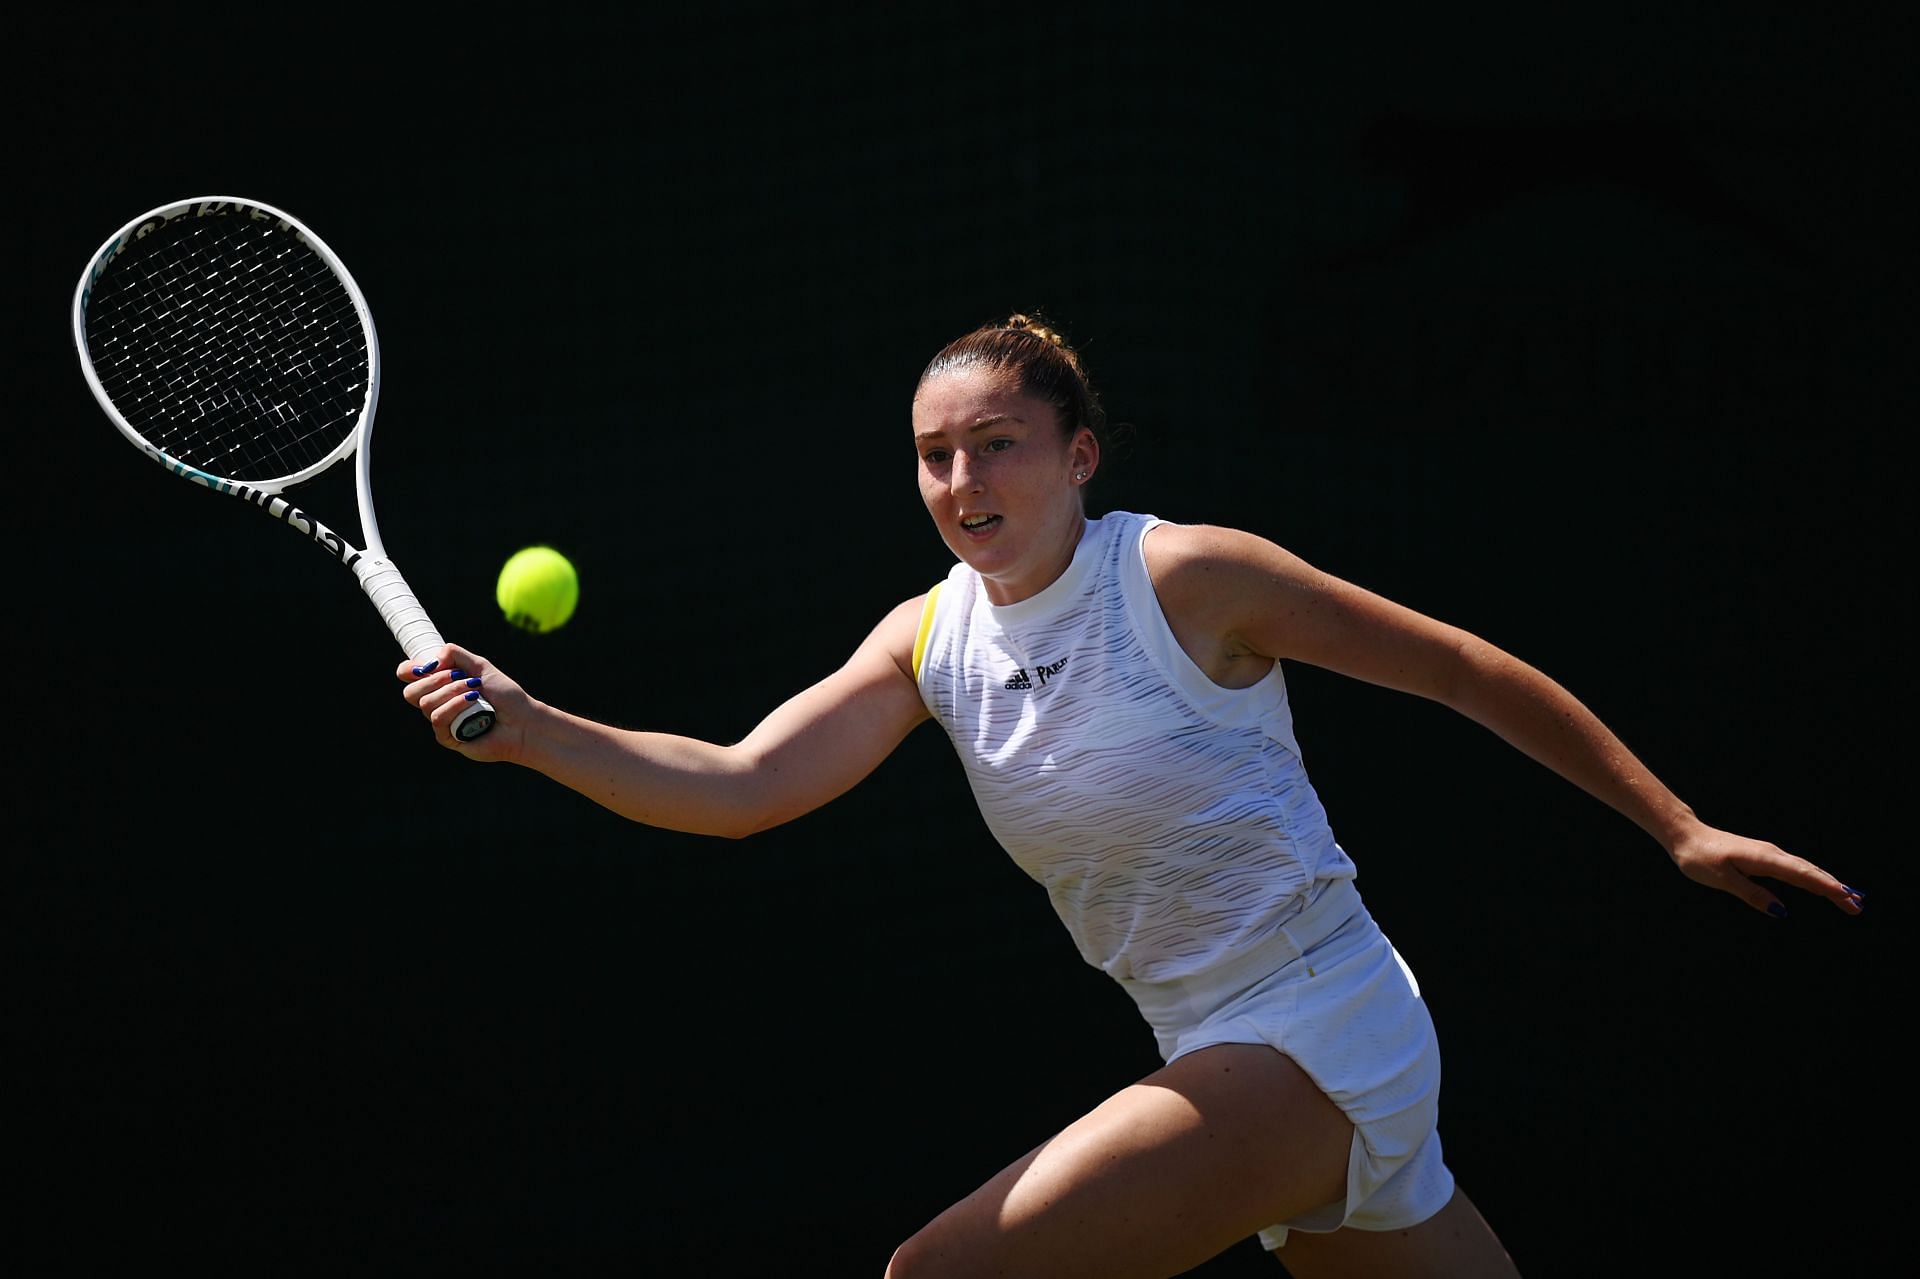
[466, 677, 482, 688]
[1767, 902, 1787, 918]
[413, 660, 439, 676]
[464, 690, 480, 701]
[448, 669, 466, 680]
[1843, 885, 1863, 898]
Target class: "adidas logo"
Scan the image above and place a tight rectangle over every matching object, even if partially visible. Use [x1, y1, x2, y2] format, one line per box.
[1004, 668, 1032, 690]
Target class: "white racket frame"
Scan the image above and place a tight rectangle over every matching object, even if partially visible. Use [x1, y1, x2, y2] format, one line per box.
[73, 196, 494, 740]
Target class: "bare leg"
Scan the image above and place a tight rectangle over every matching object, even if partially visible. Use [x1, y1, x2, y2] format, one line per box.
[1274, 1185, 1520, 1279]
[885, 1043, 1353, 1279]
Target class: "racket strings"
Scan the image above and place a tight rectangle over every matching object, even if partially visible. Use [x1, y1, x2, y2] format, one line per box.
[82, 212, 369, 485]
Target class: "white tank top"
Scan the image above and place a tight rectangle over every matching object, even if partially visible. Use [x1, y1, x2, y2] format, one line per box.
[915, 511, 1357, 983]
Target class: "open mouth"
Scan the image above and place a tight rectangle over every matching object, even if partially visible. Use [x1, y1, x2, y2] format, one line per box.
[960, 514, 1002, 535]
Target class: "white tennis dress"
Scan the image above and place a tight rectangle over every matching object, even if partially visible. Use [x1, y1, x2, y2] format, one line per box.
[913, 511, 1455, 1246]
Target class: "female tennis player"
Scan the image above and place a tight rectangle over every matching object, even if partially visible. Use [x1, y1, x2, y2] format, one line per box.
[400, 314, 1862, 1277]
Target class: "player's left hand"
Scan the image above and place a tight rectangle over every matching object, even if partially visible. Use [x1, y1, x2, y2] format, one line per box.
[1667, 824, 1864, 918]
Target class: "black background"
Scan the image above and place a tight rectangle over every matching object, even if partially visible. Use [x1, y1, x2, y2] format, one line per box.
[10, 6, 1904, 1275]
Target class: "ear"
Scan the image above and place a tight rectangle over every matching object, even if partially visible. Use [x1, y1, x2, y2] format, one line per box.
[1069, 427, 1099, 483]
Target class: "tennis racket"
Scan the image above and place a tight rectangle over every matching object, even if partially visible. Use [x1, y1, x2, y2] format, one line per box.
[72, 196, 495, 741]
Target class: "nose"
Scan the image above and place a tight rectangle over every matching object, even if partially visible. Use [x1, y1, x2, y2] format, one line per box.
[949, 449, 985, 494]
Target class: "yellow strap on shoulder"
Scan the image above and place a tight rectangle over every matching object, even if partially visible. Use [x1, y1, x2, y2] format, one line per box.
[912, 581, 943, 682]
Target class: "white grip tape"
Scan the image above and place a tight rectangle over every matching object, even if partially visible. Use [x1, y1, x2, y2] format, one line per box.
[356, 556, 493, 741]
[356, 557, 446, 662]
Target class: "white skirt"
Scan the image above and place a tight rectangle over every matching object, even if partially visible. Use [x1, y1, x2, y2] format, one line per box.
[1114, 875, 1455, 1248]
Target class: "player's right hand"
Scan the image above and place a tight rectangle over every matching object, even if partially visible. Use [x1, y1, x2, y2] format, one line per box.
[396, 643, 528, 762]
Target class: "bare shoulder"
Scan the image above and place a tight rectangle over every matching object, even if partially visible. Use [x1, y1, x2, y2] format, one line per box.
[1143, 520, 1312, 600]
[1140, 520, 1463, 684]
[861, 591, 936, 682]
[1139, 523, 1327, 684]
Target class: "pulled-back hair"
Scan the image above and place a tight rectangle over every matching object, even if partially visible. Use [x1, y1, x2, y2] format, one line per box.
[918, 313, 1108, 449]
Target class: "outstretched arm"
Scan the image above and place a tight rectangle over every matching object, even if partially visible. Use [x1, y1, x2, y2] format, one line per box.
[1146, 523, 1863, 918]
[396, 595, 933, 839]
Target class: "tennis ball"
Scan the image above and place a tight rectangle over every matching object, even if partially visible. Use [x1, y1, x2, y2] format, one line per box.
[497, 545, 579, 633]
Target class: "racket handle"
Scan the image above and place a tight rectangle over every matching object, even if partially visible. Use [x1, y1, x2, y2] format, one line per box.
[357, 556, 497, 741]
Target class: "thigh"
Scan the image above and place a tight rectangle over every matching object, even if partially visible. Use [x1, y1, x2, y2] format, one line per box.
[885, 1043, 1354, 1279]
[1274, 1186, 1521, 1279]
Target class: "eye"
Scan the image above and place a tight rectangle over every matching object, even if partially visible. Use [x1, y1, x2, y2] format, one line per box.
[922, 448, 950, 465]
[983, 437, 1014, 453]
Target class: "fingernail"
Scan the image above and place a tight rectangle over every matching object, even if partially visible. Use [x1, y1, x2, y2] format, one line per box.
[1843, 884, 1864, 898]
[448, 669, 466, 680]
[1767, 902, 1788, 918]
[412, 660, 440, 676]
[464, 690, 480, 701]
[465, 677, 482, 688]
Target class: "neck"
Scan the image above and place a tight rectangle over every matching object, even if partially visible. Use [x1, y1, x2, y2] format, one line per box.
[983, 510, 1087, 606]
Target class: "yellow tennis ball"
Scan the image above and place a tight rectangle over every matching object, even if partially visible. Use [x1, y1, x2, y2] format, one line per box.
[496, 545, 579, 633]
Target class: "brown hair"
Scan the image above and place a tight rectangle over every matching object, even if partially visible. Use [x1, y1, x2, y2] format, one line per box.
[918, 312, 1108, 450]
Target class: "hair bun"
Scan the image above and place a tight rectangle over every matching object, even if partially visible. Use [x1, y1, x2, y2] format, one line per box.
[921, 311, 1107, 450]
[1005, 313, 1064, 345]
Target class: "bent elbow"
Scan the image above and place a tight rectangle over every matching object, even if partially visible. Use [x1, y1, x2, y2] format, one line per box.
[700, 787, 790, 840]
[727, 806, 794, 839]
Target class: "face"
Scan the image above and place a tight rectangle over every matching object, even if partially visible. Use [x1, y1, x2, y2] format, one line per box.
[912, 363, 1098, 605]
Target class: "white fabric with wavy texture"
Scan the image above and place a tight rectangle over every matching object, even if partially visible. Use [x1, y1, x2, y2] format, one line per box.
[916, 510, 1358, 983]
[916, 511, 1453, 1241]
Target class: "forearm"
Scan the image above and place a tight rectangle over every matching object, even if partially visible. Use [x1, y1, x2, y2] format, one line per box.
[414, 601, 928, 840]
[513, 700, 763, 838]
[1443, 640, 1702, 854]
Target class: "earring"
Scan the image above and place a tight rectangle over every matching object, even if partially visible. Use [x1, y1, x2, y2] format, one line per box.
[1075, 470, 1089, 481]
